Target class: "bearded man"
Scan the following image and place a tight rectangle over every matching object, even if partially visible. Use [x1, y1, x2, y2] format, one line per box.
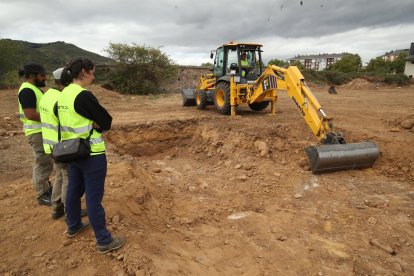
[18, 63, 53, 206]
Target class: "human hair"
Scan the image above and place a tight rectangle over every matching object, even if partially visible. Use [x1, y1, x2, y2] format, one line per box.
[61, 58, 95, 86]
[18, 63, 46, 79]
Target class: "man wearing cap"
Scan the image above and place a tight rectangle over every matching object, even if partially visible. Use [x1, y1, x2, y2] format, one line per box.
[18, 63, 53, 206]
[39, 68, 67, 218]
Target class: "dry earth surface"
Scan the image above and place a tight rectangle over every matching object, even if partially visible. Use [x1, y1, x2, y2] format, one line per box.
[0, 83, 414, 276]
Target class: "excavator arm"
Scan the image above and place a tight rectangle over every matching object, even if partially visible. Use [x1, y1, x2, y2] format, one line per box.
[269, 65, 344, 144]
[251, 65, 379, 173]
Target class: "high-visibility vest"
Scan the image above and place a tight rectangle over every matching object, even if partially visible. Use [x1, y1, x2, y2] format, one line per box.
[39, 88, 60, 154]
[58, 83, 105, 155]
[241, 59, 249, 77]
[18, 82, 43, 136]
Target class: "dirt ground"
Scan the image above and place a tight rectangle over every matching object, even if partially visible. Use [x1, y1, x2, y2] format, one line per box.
[0, 83, 414, 276]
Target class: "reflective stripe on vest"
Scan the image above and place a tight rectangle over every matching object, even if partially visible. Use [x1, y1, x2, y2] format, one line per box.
[43, 139, 57, 145]
[18, 82, 43, 136]
[58, 83, 105, 155]
[41, 123, 59, 131]
[60, 124, 93, 134]
[90, 137, 104, 144]
[39, 88, 61, 154]
[23, 124, 42, 130]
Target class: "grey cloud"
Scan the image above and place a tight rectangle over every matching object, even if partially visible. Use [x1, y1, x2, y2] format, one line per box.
[0, 0, 413, 64]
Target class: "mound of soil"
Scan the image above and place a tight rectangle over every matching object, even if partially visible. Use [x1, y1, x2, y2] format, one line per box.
[340, 78, 379, 90]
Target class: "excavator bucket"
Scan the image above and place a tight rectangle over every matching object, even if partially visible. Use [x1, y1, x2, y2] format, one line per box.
[181, 88, 196, 106]
[305, 141, 379, 174]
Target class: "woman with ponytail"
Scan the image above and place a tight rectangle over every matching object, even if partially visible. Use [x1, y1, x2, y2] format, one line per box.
[57, 58, 125, 253]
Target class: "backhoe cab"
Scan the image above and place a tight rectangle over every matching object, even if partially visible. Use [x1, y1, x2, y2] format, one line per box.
[213, 42, 263, 81]
[181, 42, 379, 173]
[182, 42, 267, 111]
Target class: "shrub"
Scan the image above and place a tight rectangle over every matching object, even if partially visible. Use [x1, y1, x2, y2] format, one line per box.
[0, 70, 20, 89]
[383, 74, 410, 86]
[104, 43, 178, 94]
[268, 58, 288, 67]
[321, 71, 352, 85]
[302, 69, 326, 84]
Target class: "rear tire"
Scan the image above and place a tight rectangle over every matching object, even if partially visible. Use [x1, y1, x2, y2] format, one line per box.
[248, 101, 270, 111]
[214, 82, 231, 115]
[196, 90, 208, 110]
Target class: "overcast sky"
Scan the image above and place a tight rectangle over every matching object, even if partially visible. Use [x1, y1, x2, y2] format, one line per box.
[1, 0, 413, 65]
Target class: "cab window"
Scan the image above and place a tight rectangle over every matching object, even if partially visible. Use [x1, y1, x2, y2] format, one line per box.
[226, 48, 238, 73]
[214, 47, 224, 77]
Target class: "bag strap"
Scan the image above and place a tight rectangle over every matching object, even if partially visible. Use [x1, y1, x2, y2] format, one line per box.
[57, 104, 62, 142]
[86, 127, 94, 140]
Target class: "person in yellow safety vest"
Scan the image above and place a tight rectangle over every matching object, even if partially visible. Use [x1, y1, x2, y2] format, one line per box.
[240, 52, 250, 77]
[39, 68, 88, 220]
[18, 63, 53, 206]
[58, 58, 125, 254]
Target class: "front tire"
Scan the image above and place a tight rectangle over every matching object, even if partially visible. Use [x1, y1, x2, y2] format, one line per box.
[214, 82, 231, 115]
[196, 90, 208, 110]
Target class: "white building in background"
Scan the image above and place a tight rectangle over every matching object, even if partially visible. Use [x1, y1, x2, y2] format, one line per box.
[288, 53, 346, 71]
[381, 48, 409, 62]
[404, 42, 414, 78]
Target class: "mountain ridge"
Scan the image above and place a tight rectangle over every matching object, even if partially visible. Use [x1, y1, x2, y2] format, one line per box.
[0, 38, 113, 79]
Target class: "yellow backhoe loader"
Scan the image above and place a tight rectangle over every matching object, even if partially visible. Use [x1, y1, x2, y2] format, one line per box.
[181, 42, 379, 173]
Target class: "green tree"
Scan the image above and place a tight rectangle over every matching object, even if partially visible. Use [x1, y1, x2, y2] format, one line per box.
[366, 57, 387, 73]
[393, 52, 408, 74]
[0, 70, 20, 89]
[201, 62, 213, 67]
[0, 39, 25, 79]
[289, 60, 305, 70]
[268, 58, 288, 67]
[104, 42, 178, 94]
[365, 54, 406, 74]
[330, 53, 362, 73]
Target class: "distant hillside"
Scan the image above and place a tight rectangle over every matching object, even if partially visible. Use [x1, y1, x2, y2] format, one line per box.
[0, 39, 113, 80]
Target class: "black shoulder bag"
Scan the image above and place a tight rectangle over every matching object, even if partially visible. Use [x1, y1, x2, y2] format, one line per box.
[51, 112, 92, 163]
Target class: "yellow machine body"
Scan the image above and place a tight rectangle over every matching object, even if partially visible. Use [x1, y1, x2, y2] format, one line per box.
[182, 42, 380, 173]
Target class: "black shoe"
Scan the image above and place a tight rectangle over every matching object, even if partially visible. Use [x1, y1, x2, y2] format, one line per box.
[97, 237, 126, 254]
[38, 195, 52, 206]
[67, 221, 91, 238]
[80, 208, 88, 218]
[52, 207, 65, 220]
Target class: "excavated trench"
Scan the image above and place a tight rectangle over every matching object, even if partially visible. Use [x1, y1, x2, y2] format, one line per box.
[106, 119, 199, 158]
[105, 117, 310, 168]
[104, 118, 412, 182]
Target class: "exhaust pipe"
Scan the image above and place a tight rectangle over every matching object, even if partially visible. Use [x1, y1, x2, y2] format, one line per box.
[305, 141, 380, 174]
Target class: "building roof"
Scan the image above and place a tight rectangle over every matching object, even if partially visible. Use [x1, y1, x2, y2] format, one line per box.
[288, 53, 347, 60]
[381, 49, 409, 57]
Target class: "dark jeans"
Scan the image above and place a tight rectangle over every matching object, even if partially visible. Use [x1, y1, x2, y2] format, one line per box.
[66, 154, 112, 246]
